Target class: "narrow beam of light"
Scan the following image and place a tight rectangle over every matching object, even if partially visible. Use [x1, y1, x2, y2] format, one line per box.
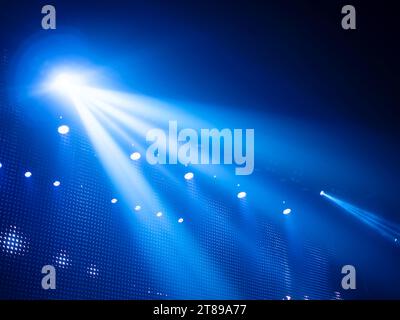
[321, 192, 400, 242]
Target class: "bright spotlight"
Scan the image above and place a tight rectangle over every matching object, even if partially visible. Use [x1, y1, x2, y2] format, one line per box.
[134, 205, 141, 211]
[130, 152, 141, 161]
[178, 218, 184, 223]
[51, 72, 85, 95]
[58, 125, 70, 135]
[320, 190, 325, 196]
[237, 191, 247, 199]
[24, 171, 32, 178]
[184, 172, 194, 180]
[283, 208, 291, 215]
[156, 211, 163, 217]
[111, 198, 118, 204]
[53, 181, 61, 187]
[0, 162, 2, 169]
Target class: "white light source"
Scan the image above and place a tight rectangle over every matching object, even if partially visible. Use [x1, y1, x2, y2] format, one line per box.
[134, 205, 141, 211]
[24, 171, 32, 178]
[184, 172, 194, 180]
[51, 72, 84, 95]
[0, 162, 2, 168]
[58, 125, 70, 135]
[111, 198, 118, 204]
[320, 190, 325, 196]
[178, 218, 184, 223]
[237, 191, 246, 199]
[130, 152, 141, 161]
[156, 211, 163, 217]
[53, 181, 61, 187]
[283, 208, 291, 215]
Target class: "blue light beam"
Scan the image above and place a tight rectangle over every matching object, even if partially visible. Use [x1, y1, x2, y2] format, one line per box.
[322, 192, 400, 242]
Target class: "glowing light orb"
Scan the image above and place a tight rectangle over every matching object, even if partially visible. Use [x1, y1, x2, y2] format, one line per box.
[58, 125, 70, 135]
[53, 181, 61, 187]
[134, 205, 141, 211]
[24, 171, 32, 178]
[184, 172, 194, 180]
[156, 211, 163, 217]
[283, 208, 291, 215]
[320, 190, 325, 196]
[0, 162, 2, 168]
[178, 218, 184, 223]
[51, 72, 84, 95]
[237, 191, 247, 199]
[130, 152, 141, 161]
[111, 198, 118, 204]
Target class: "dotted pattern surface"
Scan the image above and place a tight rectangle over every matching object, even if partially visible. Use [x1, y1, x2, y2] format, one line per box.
[0, 51, 338, 300]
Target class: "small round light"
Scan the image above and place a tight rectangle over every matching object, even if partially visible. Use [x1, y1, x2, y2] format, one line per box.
[156, 211, 163, 217]
[24, 171, 32, 178]
[178, 218, 184, 223]
[184, 172, 194, 180]
[53, 181, 61, 187]
[58, 125, 70, 135]
[130, 152, 141, 161]
[237, 191, 247, 199]
[134, 205, 141, 211]
[111, 198, 118, 204]
[283, 208, 291, 215]
[0, 162, 2, 169]
[320, 190, 325, 196]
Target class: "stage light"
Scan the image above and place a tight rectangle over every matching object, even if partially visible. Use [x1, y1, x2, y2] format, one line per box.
[111, 198, 118, 204]
[237, 191, 247, 199]
[184, 172, 194, 180]
[24, 171, 32, 178]
[53, 181, 61, 187]
[130, 152, 141, 161]
[0, 162, 2, 168]
[178, 218, 184, 223]
[51, 72, 85, 95]
[134, 205, 141, 211]
[58, 125, 70, 135]
[156, 211, 163, 217]
[283, 208, 291, 215]
[320, 190, 325, 196]
[322, 192, 400, 242]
